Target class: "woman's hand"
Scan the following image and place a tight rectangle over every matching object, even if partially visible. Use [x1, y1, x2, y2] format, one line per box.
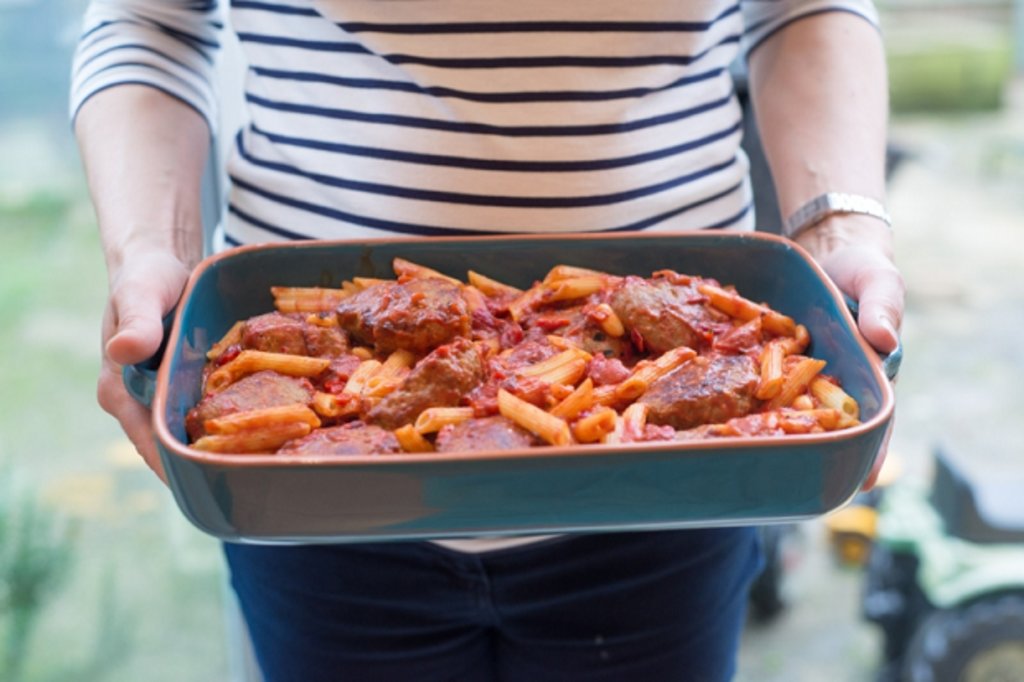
[97, 250, 192, 483]
[797, 214, 904, 490]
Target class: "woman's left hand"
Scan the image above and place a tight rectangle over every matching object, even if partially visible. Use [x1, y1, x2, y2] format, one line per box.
[796, 214, 904, 489]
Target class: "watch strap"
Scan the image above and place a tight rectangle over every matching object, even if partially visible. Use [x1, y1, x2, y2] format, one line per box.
[783, 192, 891, 241]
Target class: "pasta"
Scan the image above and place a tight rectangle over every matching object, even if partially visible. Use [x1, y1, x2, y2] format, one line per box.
[187, 258, 863, 455]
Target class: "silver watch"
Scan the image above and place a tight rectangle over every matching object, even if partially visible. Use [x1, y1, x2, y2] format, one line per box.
[783, 192, 891, 241]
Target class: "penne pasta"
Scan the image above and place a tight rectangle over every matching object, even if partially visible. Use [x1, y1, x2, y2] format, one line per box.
[272, 286, 351, 313]
[394, 424, 435, 453]
[343, 359, 383, 396]
[311, 391, 361, 419]
[779, 324, 811, 355]
[205, 351, 330, 394]
[192, 421, 312, 454]
[572, 407, 617, 443]
[756, 340, 785, 400]
[414, 407, 475, 434]
[519, 349, 592, 378]
[621, 402, 649, 442]
[590, 303, 625, 338]
[392, 257, 462, 285]
[698, 283, 797, 337]
[766, 357, 828, 410]
[543, 264, 609, 283]
[542, 276, 606, 303]
[810, 377, 859, 419]
[206, 321, 245, 360]
[467, 270, 523, 298]
[498, 389, 572, 446]
[204, 403, 321, 435]
[549, 378, 594, 420]
[615, 346, 696, 401]
[188, 261, 863, 455]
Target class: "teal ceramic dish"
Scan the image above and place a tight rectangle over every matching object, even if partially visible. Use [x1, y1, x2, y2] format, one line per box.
[130, 232, 897, 543]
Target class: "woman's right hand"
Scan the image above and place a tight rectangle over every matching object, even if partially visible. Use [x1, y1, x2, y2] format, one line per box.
[97, 249, 192, 483]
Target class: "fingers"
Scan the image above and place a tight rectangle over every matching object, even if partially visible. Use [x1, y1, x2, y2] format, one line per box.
[97, 357, 168, 484]
[819, 246, 905, 355]
[851, 265, 904, 354]
[105, 252, 190, 366]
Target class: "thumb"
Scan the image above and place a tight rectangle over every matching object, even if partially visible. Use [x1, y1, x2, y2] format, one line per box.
[105, 255, 190, 366]
[849, 266, 904, 355]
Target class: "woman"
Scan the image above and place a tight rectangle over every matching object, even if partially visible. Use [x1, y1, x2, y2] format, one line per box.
[73, 1, 902, 679]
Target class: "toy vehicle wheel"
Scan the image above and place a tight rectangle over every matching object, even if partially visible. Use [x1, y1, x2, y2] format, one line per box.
[902, 593, 1024, 682]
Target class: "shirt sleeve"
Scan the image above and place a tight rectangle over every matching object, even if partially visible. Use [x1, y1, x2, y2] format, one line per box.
[740, 0, 880, 58]
[69, 0, 222, 130]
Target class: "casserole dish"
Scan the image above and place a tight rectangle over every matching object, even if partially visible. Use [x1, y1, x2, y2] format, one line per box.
[126, 232, 897, 543]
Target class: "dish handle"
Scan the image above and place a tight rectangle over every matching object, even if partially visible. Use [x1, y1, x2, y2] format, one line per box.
[844, 296, 902, 381]
[121, 311, 175, 409]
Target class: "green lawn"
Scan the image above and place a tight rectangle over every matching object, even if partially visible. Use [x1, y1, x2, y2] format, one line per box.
[0, 187, 229, 682]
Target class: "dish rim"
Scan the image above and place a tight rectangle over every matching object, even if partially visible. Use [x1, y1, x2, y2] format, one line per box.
[151, 231, 896, 468]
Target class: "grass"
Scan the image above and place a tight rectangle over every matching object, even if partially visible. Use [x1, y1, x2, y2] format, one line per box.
[0, 186, 230, 682]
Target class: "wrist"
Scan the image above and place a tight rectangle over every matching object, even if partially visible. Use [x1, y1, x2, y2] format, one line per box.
[795, 212, 894, 261]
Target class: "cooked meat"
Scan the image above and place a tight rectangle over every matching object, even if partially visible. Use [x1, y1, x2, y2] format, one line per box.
[302, 324, 348, 357]
[241, 312, 348, 358]
[608, 277, 722, 353]
[242, 312, 307, 355]
[435, 416, 537, 453]
[639, 355, 760, 430]
[556, 305, 633, 361]
[277, 423, 400, 456]
[185, 370, 315, 440]
[367, 337, 484, 429]
[336, 278, 469, 354]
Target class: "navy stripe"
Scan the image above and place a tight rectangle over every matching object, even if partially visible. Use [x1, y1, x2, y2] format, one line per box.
[248, 119, 742, 173]
[71, 79, 212, 129]
[606, 183, 748, 231]
[84, 17, 218, 64]
[230, 179, 500, 236]
[251, 65, 726, 103]
[338, 5, 740, 34]
[231, 1, 319, 15]
[245, 91, 734, 137]
[228, 177, 747, 239]
[237, 32, 739, 69]
[79, 61, 210, 106]
[381, 43, 737, 69]
[145, 17, 220, 50]
[237, 32, 370, 54]
[746, 8, 875, 56]
[236, 134, 738, 208]
[81, 19, 117, 42]
[75, 43, 206, 81]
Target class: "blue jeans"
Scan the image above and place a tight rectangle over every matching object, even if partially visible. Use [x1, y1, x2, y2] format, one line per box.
[224, 528, 761, 682]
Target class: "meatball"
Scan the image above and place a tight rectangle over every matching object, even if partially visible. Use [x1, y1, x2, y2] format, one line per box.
[639, 355, 760, 430]
[336, 278, 469, 354]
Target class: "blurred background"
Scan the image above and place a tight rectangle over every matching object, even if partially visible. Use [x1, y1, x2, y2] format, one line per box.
[1, 1, 1022, 680]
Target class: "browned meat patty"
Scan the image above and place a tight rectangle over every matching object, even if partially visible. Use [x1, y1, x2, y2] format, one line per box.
[241, 312, 348, 358]
[277, 423, 400, 456]
[186, 370, 315, 440]
[367, 337, 485, 429]
[336, 278, 469, 354]
[435, 416, 537, 453]
[639, 355, 760, 430]
[242, 312, 307, 355]
[608, 277, 722, 353]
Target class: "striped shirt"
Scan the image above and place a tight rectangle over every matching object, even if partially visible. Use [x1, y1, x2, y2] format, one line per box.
[71, 0, 878, 246]
[72, 0, 877, 552]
